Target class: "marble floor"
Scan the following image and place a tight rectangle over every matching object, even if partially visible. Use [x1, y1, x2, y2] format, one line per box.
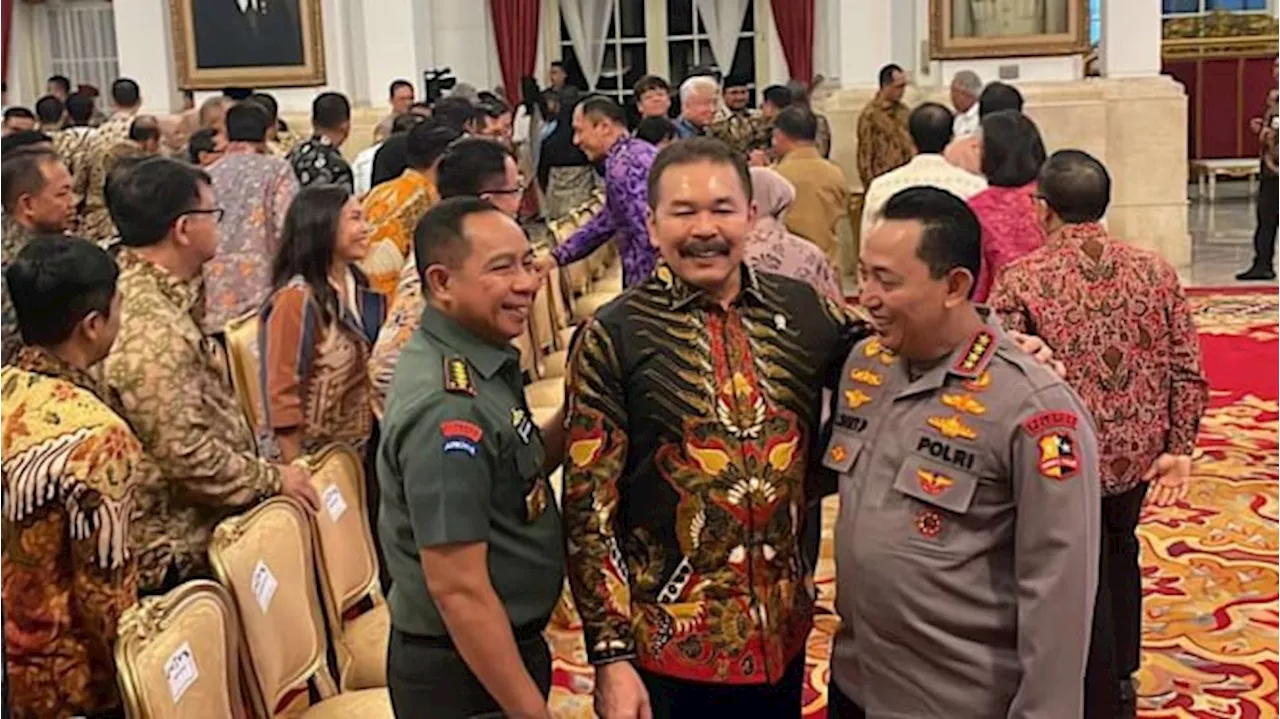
[1183, 179, 1276, 288]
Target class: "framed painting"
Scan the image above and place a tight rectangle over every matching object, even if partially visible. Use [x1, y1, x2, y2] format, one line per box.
[170, 0, 326, 89]
[929, 0, 1091, 59]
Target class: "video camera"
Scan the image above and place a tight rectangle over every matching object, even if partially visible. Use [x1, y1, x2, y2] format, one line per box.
[423, 67, 458, 105]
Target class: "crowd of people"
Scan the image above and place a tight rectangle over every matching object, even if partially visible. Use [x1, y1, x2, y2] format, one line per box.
[0, 59, 1230, 719]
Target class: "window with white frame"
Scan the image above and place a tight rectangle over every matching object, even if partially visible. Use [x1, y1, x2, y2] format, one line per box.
[666, 0, 757, 101]
[558, 0, 649, 109]
[33, 0, 119, 98]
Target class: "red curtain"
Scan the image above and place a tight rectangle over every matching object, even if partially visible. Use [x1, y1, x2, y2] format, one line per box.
[490, 0, 541, 106]
[2, 0, 13, 85]
[770, 0, 815, 85]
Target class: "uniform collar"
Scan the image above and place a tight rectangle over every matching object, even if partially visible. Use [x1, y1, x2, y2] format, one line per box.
[655, 262, 766, 312]
[781, 145, 821, 162]
[895, 309, 1002, 399]
[418, 305, 518, 379]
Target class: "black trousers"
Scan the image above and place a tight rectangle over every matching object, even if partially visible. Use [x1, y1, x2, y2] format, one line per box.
[1084, 482, 1150, 719]
[827, 681, 866, 719]
[363, 422, 390, 593]
[640, 653, 806, 719]
[1250, 172, 1279, 271]
[386, 627, 551, 719]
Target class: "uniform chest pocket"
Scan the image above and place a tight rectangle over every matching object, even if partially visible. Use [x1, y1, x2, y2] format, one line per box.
[507, 440, 552, 523]
[892, 455, 979, 515]
[822, 427, 865, 474]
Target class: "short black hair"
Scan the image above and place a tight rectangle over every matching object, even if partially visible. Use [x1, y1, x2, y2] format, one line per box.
[879, 186, 982, 292]
[111, 78, 141, 107]
[392, 112, 427, 134]
[579, 94, 626, 125]
[249, 92, 279, 120]
[633, 75, 670, 97]
[225, 102, 270, 142]
[3, 106, 34, 122]
[1038, 149, 1111, 223]
[878, 64, 904, 87]
[0, 131, 53, 155]
[436, 138, 513, 198]
[188, 127, 220, 163]
[432, 96, 478, 132]
[647, 137, 751, 209]
[47, 74, 71, 94]
[65, 92, 94, 124]
[406, 120, 463, 170]
[35, 95, 64, 124]
[774, 106, 817, 142]
[980, 110, 1046, 188]
[107, 157, 211, 248]
[128, 115, 160, 143]
[311, 91, 351, 130]
[222, 87, 254, 100]
[477, 99, 511, 120]
[635, 116, 676, 146]
[389, 78, 414, 98]
[550, 61, 566, 70]
[761, 84, 793, 108]
[2, 147, 62, 213]
[6, 235, 119, 347]
[414, 195, 503, 277]
[978, 82, 1024, 117]
[908, 102, 954, 154]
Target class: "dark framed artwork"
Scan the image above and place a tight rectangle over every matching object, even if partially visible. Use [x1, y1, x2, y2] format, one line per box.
[170, 0, 326, 89]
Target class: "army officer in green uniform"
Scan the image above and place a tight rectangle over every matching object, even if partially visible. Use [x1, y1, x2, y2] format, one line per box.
[378, 196, 566, 719]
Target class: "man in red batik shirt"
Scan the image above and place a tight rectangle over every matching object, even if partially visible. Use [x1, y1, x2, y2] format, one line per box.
[990, 149, 1209, 719]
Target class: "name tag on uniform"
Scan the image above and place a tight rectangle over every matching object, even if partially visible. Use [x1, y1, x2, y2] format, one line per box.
[525, 478, 550, 522]
[511, 408, 534, 444]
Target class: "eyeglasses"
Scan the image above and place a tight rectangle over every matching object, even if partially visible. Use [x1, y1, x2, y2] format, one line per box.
[180, 207, 226, 223]
[482, 181, 527, 197]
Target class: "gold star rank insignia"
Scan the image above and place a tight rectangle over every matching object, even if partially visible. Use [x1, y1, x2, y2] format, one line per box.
[845, 388, 873, 409]
[927, 415, 978, 441]
[443, 357, 475, 396]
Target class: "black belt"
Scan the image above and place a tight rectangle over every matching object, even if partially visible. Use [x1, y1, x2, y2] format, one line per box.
[395, 618, 548, 649]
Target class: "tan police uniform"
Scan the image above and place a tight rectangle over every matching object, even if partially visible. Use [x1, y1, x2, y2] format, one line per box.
[824, 313, 1100, 718]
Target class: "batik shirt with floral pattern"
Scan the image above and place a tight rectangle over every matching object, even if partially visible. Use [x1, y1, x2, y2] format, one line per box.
[103, 249, 282, 591]
[855, 100, 913, 186]
[1, 215, 34, 363]
[1, 347, 150, 719]
[563, 264, 867, 683]
[359, 168, 438, 295]
[989, 222, 1209, 496]
[77, 113, 136, 244]
[286, 134, 354, 193]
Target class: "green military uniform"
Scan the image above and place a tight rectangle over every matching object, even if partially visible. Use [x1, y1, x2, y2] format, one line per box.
[378, 305, 564, 717]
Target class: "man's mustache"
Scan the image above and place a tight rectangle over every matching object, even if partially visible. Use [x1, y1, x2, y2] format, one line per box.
[678, 238, 731, 257]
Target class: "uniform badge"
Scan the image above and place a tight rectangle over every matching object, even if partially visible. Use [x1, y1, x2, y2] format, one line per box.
[953, 329, 996, 376]
[773, 313, 788, 331]
[443, 357, 475, 396]
[940, 392, 986, 416]
[849, 368, 883, 387]
[441, 419, 483, 456]
[915, 510, 943, 538]
[511, 408, 534, 444]
[863, 338, 895, 365]
[1022, 410, 1079, 434]
[844, 388, 872, 410]
[916, 468, 954, 496]
[829, 444, 848, 464]
[962, 371, 992, 392]
[525, 478, 550, 522]
[1036, 432, 1079, 480]
[927, 415, 978, 441]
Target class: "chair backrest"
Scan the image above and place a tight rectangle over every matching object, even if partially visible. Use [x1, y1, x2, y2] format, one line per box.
[209, 497, 336, 717]
[115, 580, 248, 719]
[302, 444, 381, 625]
[223, 311, 264, 434]
[529, 269, 556, 354]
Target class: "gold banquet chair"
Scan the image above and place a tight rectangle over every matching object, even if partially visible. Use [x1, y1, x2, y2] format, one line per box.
[115, 580, 249, 719]
[209, 498, 393, 718]
[224, 311, 264, 432]
[299, 444, 390, 692]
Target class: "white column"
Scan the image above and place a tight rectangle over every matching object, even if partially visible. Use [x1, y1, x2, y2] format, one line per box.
[112, 1, 179, 113]
[829, 0, 894, 86]
[1100, 0, 1161, 78]
[362, 0, 433, 104]
[429, 0, 501, 90]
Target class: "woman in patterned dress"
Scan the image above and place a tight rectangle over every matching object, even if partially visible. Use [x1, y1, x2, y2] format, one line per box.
[743, 167, 844, 302]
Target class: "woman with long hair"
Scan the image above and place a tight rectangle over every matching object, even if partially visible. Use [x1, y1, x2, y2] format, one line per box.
[258, 184, 386, 463]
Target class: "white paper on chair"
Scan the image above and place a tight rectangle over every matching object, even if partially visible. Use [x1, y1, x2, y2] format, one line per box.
[251, 560, 278, 614]
[322, 483, 348, 523]
[165, 641, 199, 704]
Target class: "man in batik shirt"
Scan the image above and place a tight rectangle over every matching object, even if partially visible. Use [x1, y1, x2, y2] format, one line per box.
[77, 78, 141, 243]
[2, 236, 149, 719]
[990, 150, 1208, 719]
[359, 121, 461, 295]
[856, 64, 914, 188]
[51, 92, 97, 213]
[202, 102, 299, 333]
[287, 92, 355, 192]
[537, 95, 659, 288]
[708, 75, 770, 158]
[102, 157, 318, 594]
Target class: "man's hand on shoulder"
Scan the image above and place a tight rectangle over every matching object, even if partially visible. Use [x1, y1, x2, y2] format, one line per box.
[1008, 330, 1065, 378]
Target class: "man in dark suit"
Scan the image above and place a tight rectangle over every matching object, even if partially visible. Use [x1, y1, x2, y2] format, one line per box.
[192, 0, 304, 69]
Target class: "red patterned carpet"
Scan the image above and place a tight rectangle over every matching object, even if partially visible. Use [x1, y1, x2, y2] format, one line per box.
[547, 288, 1280, 718]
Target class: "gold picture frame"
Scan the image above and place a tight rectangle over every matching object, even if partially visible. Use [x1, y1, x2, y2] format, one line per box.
[170, 0, 326, 89]
[929, 0, 1091, 60]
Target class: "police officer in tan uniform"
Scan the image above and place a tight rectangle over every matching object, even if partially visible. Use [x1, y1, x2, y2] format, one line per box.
[824, 187, 1100, 718]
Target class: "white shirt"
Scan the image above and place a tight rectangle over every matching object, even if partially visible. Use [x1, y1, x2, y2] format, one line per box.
[953, 103, 980, 138]
[353, 142, 382, 197]
[860, 154, 989, 240]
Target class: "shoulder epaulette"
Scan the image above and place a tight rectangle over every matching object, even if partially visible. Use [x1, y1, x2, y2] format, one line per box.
[443, 356, 476, 396]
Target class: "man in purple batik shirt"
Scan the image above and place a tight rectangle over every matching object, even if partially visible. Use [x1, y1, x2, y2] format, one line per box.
[539, 95, 658, 288]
